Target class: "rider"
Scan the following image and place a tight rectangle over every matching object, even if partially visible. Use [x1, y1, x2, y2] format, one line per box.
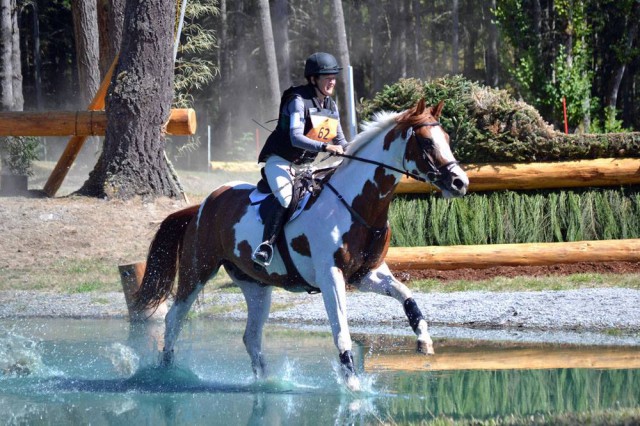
[252, 52, 349, 267]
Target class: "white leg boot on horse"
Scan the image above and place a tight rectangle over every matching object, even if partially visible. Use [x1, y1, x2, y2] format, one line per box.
[317, 266, 361, 392]
[235, 278, 273, 379]
[356, 263, 434, 355]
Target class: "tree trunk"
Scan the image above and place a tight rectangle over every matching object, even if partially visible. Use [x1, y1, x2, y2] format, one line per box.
[332, 0, 352, 139]
[97, 0, 125, 78]
[214, 0, 233, 151]
[77, 0, 180, 199]
[10, 0, 21, 111]
[452, 0, 459, 74]
[31, 1, 43, 110]
[256, 0, 280, 116]
[606, 3, 640, 110]
[72, 0, 100, 160]
[0, 0, 14, 110]
[483, 0, 499, 86]
[272, 0, 291, 90]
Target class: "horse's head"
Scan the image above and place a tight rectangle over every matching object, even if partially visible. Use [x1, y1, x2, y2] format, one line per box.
[398, 99, 469, 198]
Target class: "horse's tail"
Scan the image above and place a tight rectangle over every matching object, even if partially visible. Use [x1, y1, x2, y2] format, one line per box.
[133, 205, 200, 311]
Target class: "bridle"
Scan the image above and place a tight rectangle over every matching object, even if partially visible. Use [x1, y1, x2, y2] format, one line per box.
[332, 121, 458, 185]
[410, 122, 459, 184]
[322, 121, 457, 232]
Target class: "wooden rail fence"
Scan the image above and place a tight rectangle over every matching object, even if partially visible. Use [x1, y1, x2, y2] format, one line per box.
[389, 157, 640, 270]
[396, 158, 640, 192]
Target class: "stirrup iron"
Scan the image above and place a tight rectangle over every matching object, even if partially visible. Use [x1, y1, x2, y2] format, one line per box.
[252, 242, 274, 267]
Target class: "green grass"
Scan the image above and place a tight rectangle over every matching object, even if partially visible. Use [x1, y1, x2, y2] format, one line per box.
[0, 259, 122, 293]
[409, 272, 640, 293]
[414, 407, 640, 425]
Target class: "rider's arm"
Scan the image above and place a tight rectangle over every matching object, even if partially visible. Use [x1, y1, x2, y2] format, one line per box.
[333, 121, 348, 148]
[287, 97, 326, 152]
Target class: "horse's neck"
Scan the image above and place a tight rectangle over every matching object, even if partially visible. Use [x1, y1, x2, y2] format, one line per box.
[329, 131, 406, 227]
[333, 129, 407, 188]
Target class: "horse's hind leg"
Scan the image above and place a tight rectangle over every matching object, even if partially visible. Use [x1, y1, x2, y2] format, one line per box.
[230, 271, 272, 379]
[356, 263, 434, 355]
[161, 262, 218, 366]
[161, 281, 204, 366]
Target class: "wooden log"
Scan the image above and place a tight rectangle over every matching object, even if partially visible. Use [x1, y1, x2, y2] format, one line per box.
[385, 238, 640, 270]
[119, 261, 168, 322]
[0, 108, 197, 136]
[365, 346, 640, 372]
[396, 158, 640, 193]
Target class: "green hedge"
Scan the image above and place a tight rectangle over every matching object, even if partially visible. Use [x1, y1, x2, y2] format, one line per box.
[359, 76, 640, 163]
[389, 187, 640, 247]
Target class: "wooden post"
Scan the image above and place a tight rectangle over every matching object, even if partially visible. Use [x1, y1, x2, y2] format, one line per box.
[43, 57, 118, 197]
[0, 109, 197, 136]
[119, 261, 168, 322]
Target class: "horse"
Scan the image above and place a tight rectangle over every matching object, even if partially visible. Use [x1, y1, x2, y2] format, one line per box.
[134, 99, 469, 391]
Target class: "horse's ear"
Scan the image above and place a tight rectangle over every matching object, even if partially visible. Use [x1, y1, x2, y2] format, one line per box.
[431, 100, 445, 119]
[415, 98, 426, 115]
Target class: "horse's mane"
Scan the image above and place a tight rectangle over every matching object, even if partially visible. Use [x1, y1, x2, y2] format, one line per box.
[344, 111, 400, 157]
[344, 103, 434, 159]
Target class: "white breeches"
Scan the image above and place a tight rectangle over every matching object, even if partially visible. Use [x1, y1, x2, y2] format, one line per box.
[264, 155, 294, 208]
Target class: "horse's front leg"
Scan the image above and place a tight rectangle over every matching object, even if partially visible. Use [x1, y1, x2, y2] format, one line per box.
[356, 263, 434, 355]
[317, 265, 360, 391]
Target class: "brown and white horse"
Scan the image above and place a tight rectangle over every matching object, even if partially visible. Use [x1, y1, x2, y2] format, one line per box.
[134, 99, 469, 391]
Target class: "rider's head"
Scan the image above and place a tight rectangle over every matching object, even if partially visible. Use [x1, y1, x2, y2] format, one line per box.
[304, 52, 342, 97]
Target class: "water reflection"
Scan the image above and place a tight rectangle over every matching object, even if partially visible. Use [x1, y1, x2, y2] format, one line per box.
[0, 318, 638, 425]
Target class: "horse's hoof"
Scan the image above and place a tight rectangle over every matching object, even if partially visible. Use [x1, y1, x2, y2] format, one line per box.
[417, 339, 434, 355]
[159, 349, 174, 367]
[345, 374, 361, 392]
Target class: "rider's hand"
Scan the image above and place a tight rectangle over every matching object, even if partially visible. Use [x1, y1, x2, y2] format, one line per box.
[325, 144, 344, 155]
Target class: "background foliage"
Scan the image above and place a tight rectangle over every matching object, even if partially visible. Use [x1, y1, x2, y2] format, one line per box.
[9, 0, 640, 166]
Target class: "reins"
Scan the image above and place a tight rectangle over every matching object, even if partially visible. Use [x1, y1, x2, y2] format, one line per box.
[331, 121, 458, 185]
[322, 121, 456, 232]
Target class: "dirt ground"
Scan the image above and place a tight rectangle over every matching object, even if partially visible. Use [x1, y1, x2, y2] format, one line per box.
[2, 190, 640, 283]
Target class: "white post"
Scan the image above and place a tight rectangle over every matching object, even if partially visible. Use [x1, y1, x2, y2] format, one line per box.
[174, 0, 188, 62]
[347, 65, 358, 138]
[207, 125, 211, 172]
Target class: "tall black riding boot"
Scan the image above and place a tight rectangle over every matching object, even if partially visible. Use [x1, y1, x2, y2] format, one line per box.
[252, 203, 288, 267]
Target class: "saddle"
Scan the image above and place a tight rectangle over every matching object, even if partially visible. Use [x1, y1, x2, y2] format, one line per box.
[250, 166, 337, 225]
[249, 166, 337, 294]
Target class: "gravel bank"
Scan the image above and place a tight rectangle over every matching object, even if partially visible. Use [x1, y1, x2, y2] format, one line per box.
[1, 288, 638, 346]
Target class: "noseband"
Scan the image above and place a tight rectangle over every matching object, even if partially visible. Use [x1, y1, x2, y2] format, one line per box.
[333, 121, 458, 185]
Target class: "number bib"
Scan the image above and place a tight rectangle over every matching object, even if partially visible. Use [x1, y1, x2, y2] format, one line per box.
[306, 108, 339, 143]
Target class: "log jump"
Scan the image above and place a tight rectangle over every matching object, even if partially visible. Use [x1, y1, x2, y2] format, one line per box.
[396, 158, 640, 192]
[385, 238, 640, 270]
[0, 108, 197, 136]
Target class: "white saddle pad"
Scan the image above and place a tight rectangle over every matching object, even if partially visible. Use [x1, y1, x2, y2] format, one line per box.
[248, 189, 311, 224]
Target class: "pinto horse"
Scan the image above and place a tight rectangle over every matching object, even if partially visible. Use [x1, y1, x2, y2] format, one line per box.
[134, 99, 469, 391]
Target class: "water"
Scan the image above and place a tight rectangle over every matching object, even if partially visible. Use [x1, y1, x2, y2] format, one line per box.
[1, 318, 639, 425]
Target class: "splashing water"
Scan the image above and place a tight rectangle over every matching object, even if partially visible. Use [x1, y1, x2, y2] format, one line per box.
[106, 343, 140, 377]
[0, 327, 62, 379]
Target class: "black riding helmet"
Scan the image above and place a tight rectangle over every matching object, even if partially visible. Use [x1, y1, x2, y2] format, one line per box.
[304, 52, 342, 78]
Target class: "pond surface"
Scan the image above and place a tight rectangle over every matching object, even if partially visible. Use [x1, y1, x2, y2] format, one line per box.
[1, 318, 639, 425]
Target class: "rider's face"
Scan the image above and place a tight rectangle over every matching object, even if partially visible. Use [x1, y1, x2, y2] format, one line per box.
[313, 74, 337, 97]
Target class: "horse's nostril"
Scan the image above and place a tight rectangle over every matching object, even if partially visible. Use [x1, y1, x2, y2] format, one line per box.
[452, 178, 465, 190]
